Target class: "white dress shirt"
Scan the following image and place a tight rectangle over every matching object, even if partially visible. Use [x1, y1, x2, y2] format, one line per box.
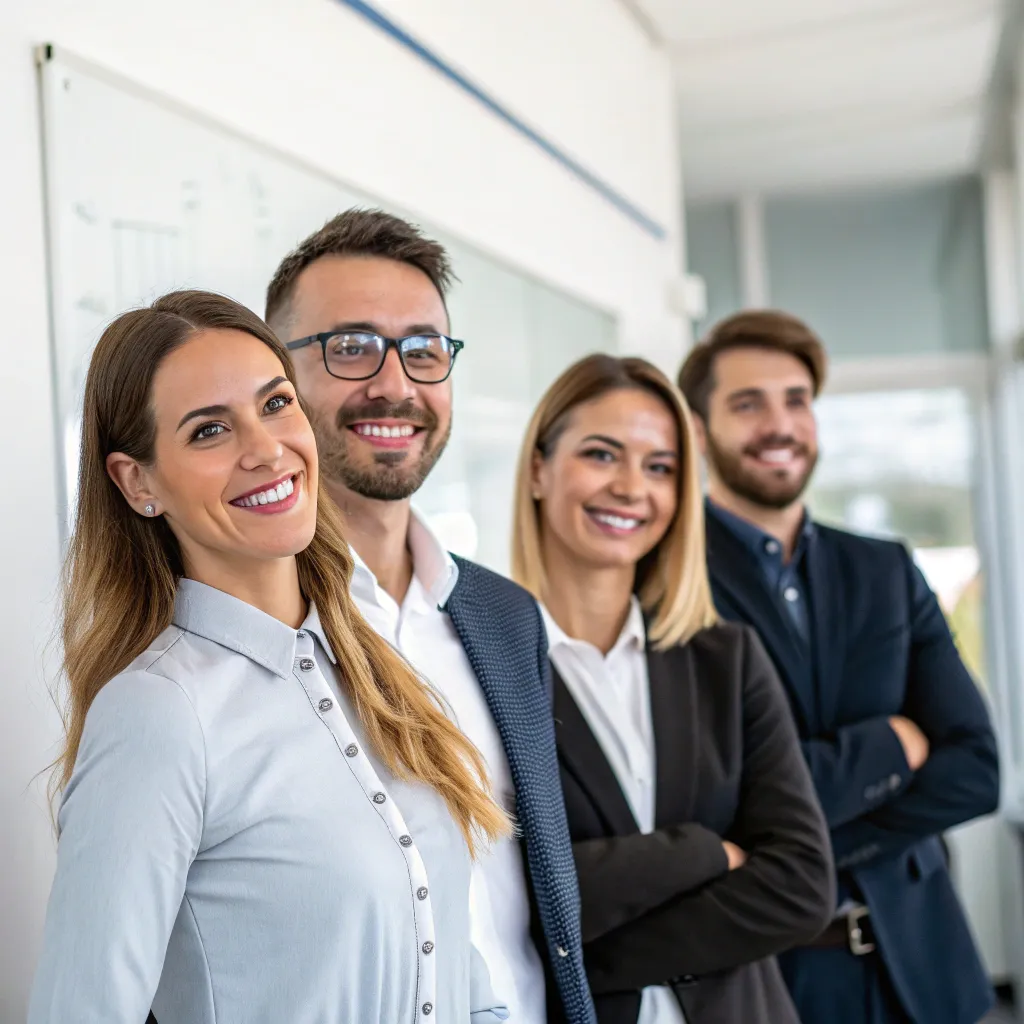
[350, 511, 547, 1024]
[542, 598, 688, 1024]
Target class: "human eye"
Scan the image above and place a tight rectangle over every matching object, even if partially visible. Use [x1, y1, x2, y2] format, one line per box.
[330, 333, 375, 358]
[401, 335, 444, 363]
[189, 422, 226, 443]
[580, 447, 615, 463]
[649, 462, 675, 476]
[264, 393, 294, 414]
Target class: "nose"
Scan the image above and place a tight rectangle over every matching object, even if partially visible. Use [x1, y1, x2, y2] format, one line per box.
[365, 348, 416, 403]
[609, 458, 645, 503]
[763, 396, 796, 437]
[238, 417, 286, 472]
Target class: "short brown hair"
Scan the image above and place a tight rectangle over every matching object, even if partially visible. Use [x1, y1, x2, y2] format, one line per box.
[265, 208, 454, 333]
[678, 309, 828, 420]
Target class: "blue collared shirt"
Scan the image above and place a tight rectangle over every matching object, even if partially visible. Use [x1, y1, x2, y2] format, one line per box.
[706, 500, 815, 644]
[29, 578, 508, 1024]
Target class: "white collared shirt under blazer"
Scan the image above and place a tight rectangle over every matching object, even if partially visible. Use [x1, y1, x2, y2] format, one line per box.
[543, 598, 687, 1024]
[28, 578, 508, 1024]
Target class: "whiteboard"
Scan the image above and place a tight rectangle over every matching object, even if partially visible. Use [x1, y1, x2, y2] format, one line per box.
[39, 46, 617, 574]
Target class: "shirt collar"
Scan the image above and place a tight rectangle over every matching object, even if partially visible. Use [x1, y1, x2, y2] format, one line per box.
[706, 498, 814, 564]
[300, 603, 337, 665]
[349, 507, 459, 610]
[542, 595, 647, 657]
[172, 578, 335, 678]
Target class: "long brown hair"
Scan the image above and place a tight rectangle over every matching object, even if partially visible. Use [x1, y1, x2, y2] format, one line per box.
[56, 290, 508, 852]
[512, 353, 718, 649]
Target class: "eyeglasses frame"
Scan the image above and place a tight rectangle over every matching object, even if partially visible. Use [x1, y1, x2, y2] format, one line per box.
[285, 331, 465, 384]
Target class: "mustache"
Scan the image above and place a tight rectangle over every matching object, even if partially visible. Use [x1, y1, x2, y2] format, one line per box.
[336, 399, 438, 432]
[743, 435, 808, 457]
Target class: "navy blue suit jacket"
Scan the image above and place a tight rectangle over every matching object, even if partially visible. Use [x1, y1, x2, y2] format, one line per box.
[446, 556, 596, 1024]
[706, 514, 999, 1024]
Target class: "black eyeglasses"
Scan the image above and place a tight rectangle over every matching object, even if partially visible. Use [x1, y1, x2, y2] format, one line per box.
[286, 331, 465, 383]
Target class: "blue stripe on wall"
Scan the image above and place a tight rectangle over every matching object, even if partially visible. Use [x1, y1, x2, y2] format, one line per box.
[335, 0, 667, 241]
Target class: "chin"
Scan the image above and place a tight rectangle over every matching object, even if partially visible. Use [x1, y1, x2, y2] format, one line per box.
[250, 520, 319, 560]
[578, 543, 644, 571]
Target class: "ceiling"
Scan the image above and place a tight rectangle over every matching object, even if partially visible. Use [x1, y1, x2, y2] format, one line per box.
[631, 0, 1005, 200]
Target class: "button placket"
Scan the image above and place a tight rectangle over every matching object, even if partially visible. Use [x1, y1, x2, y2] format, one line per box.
[304, 658, 437, 1020]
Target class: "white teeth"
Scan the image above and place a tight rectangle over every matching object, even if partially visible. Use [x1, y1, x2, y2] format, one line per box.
[592, 512, 642, 531]
[355, 424, 415, 438]
[758, 449, 794, 464]
[234, 477, 295, 508]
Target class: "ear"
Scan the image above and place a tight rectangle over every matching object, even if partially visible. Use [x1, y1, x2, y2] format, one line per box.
[530, 448, 548, 502]
[106, 452, 160, 517]
[691, 413, 709, 457]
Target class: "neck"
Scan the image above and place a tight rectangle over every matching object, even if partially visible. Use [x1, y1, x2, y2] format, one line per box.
[325, 478, 414, 603]
[186, 554, 306, 628]
[541, 537, 636, 655]
[708, 480, 806, 560]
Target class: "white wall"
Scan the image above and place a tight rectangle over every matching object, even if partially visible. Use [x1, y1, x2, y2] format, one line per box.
[0, 1, 684, 1013]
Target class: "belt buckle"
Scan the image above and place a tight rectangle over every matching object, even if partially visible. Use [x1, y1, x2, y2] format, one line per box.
[847, 906, 875, 956]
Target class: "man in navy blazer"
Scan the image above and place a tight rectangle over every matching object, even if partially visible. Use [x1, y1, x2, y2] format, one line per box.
[262, 209, 595, 1024]
[678, 310, 1000, 1024]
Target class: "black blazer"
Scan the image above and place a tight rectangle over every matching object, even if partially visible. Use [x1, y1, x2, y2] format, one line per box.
[553, 621, 834, 1024]
[707, 514, 1000, 1024]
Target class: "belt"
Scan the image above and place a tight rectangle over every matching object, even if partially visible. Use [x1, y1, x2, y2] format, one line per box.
[807, 906, 876, 956]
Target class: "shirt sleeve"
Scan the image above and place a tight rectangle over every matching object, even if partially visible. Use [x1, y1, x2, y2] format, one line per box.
[28, 669, 207, 1024]
[469, 942, 511, 1023]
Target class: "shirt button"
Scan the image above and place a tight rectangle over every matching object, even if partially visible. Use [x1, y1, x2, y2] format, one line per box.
[318, 698, 333, 713]
[783, 587, 799, 602]
[399, 835, 413, 847]
[422, 940, 434, 954]
[296, 631, 307, 640]
[765, 540, 780, 555]
[422, 1004, 433, 1016]
[557, 945, 569, 958]
[345, 744, 359, 758]
[417, 886, 429, 900]
[299, 657, 315, 671]
[889, 773, 901, 790]
[372, 792, 387, 804]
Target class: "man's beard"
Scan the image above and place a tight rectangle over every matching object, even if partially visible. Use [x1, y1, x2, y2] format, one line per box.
[705, 431, 817, 511]
[312, 399, 451, 501]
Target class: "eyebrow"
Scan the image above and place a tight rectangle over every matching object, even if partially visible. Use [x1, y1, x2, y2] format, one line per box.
[176, 376, 289, 431]
[728, 384, 811, 402]
[580, 434, 677, 459]
[327, 321, 446, 337]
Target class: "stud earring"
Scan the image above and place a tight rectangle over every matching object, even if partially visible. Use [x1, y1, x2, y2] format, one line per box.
[144, 504, 156, 517]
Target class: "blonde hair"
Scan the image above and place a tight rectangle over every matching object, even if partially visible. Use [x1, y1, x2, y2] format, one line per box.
[512, 353, 718, 649]
[56, 290, 508, 853]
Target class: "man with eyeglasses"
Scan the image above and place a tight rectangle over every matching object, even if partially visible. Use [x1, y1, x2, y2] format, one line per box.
[264, 209, 595, 1024]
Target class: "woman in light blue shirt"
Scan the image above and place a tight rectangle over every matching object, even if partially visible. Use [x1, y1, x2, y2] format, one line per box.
[29, 290, 511, 1024]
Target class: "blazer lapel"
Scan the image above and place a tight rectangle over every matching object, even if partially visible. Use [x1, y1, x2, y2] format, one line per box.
[804, 528, 847, 728]
[647, 644, 698, 828]
[552, 665, 641, 837]
[706, 514, 816, 731]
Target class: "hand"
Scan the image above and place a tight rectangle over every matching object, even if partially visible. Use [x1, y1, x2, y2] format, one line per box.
[722, 840, 747, 871]
[889, 715, 930, 771]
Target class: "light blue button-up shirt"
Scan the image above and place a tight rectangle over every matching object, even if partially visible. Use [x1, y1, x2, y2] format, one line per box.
[28, 579, 509, 1024]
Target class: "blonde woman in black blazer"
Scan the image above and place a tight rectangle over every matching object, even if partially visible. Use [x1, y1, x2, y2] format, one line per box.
[511, 354, 834, 1024]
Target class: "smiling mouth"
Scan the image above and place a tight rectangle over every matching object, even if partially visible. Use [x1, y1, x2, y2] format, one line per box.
[229, 474, 299, 512]
[748, 447, 802, 467]
[585, 508, 647, 534]
[347, 421, 423, 448]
